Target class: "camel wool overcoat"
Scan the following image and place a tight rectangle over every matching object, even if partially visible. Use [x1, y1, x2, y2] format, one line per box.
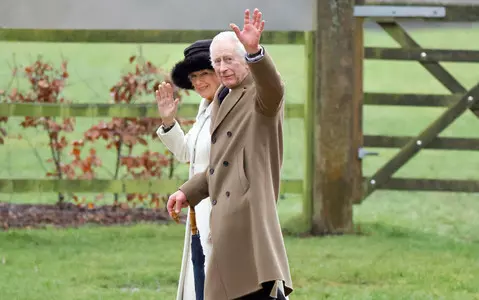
[179, 48, 293, 299]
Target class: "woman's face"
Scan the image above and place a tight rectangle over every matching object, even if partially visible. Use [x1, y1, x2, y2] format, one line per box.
[188, 69, 221, 101]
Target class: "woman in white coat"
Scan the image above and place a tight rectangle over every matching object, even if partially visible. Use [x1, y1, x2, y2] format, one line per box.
[155, 39, 220, 300]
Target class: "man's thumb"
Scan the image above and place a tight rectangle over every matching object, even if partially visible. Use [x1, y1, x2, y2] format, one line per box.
[175, 195, 182, 214]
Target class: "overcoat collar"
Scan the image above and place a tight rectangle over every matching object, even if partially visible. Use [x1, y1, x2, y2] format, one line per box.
[211, 74, 253, 134]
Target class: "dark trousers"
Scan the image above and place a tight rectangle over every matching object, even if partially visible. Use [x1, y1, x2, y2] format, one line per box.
[236, 281, 287, 300]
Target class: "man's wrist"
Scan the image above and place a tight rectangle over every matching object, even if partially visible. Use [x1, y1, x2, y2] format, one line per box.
[245, 45, 264, 63]
[246, 45, 262, 56]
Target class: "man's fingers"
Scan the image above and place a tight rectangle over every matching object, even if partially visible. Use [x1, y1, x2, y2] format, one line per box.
[244, 9, 250, 26]
[253, 9, 261, 27]
[167, 195, 175, 213]
[175, 196, 182, 214]
[259, 20, 265, 32]
[256, 13, 263, 29]
[230, 23, 241, 37]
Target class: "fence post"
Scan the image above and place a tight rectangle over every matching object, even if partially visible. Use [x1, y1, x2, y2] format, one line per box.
[352, 0, 365, 204]
[303, 31, 315, 231]
[312, 0, 358, 235]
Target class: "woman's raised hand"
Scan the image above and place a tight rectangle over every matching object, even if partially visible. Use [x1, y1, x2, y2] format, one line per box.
[156, 82, 179, 126]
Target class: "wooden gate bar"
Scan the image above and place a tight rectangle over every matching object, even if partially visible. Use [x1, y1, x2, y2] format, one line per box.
[379, 22, 467, 94]
[364, 0, 479, 22]
[352, 0, 365, 205]
[364, 135, 479, 150]
[354, 5, 445, 17]
[363, 82, 479, 198]
[377, 178, 479, 193]
[365, 47, 479, 63]
[364, 92, 460, 107]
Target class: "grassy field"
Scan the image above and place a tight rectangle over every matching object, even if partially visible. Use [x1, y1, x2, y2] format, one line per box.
[1, 23, 479, 299]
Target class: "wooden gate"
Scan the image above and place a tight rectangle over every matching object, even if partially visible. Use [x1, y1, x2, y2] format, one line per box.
[361, 15, 479, 200]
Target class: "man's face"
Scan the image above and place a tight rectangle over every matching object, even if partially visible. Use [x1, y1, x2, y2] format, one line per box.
[210, 41, 249, 88]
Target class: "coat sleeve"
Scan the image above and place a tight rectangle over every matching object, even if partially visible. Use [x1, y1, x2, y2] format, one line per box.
[156, 120, 191, 163]
[247, 47, 285, 117]
[179, 171, 209, 207]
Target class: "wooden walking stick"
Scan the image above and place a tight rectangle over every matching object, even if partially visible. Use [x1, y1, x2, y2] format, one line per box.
[190, 206, 198, 235]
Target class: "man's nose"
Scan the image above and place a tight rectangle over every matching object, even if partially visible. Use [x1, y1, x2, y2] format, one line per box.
[219, 61, 228, 72]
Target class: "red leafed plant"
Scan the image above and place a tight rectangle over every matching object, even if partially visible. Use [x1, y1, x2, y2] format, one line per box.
[62, 139, 102, 180]
[8, 59, 74, 204]
[4, 54, 195, 210]
[121, 150, 171, 208]
[83, 55, 191, 208]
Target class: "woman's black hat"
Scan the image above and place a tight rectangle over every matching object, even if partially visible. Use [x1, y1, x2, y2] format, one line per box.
[171, 39, 214, 90]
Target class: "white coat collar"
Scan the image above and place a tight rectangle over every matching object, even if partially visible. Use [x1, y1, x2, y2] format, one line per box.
[198, 97, 213, 117]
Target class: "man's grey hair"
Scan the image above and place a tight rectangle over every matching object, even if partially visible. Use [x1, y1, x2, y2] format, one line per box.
[209, 31, 247, 62]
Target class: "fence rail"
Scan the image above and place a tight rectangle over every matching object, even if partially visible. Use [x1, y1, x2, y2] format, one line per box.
[0, 91, 473, 119]
[0, 103, 305, 118]
[0, 179, 304, 195]
[3, 178, 477, 195]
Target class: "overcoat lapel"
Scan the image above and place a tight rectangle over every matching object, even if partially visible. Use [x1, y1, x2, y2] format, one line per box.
[211, 74, 253, 134]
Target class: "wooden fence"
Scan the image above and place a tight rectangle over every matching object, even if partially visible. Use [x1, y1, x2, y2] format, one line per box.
[1, 0, 479, 233]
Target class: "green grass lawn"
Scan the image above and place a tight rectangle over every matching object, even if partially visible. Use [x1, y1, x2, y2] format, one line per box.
[1, 24, 479, 299]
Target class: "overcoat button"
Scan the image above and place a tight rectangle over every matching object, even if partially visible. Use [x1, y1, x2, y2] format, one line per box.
[212, 199, 217, 205]
[227, 131, 232, 137]
[223, 161, 229, 167]
[226, 191, 230, 197]
[209, 168, 214, 174]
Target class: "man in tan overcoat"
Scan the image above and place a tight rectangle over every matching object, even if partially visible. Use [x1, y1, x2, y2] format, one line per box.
[167, 8, 293, 300]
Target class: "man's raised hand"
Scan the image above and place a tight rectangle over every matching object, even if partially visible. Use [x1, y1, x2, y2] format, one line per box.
[230, 8, 264, 54]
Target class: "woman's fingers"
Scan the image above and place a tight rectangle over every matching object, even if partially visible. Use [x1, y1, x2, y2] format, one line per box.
[156, 82, 176, 107]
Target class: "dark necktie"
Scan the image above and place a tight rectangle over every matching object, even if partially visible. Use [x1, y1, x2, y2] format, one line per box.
[218, 86, 229, 106]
